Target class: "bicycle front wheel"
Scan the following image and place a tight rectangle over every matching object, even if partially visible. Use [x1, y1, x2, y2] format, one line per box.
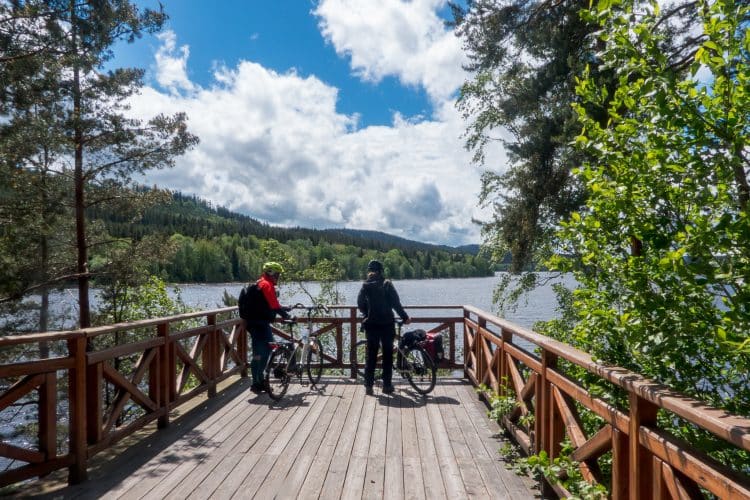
[306, 337, 323, 385]
[265, 347, 290, 400]
[403, 347, 436, 394]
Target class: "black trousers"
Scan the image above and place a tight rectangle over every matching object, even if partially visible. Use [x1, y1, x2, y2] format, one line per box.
[364, 323, 395, 388]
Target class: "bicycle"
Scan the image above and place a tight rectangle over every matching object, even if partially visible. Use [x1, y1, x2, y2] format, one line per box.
[354, 319, 436, 395]
[263, 303, 329, 400]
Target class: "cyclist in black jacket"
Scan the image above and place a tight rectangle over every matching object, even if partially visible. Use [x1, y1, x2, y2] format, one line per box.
[357, 259, 410, 395]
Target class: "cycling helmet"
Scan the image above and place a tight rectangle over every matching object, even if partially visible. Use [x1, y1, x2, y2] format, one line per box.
[367, 259, 384, 272]
[262, 261, 285, 274]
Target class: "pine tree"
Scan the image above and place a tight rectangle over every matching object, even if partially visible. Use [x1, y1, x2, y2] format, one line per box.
[1, 0, 199, 329]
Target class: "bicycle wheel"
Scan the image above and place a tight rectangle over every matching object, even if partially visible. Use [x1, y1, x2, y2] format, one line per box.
[354, 339, 384, 381]
[306, 337, 323, 385]
[264, 347, 290, 400]
[403, 347, 436, 394]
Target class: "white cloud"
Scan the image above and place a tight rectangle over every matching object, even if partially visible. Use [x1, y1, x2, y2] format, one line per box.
[128, 3, 504, 247]
[154, 31, 196, 94]
[313, 0, 468, 103]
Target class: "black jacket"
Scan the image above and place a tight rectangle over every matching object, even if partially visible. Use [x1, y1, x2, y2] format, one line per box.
[357, 276, 409, 326]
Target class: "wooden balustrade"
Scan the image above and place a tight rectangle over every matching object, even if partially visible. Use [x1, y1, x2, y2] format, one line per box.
[4, 303, 747, 499]
[0, 305, 462, 489]
[463, 305, 750, 500]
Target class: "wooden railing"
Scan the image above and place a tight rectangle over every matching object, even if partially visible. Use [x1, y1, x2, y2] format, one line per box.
[463, 306, 750, 500]
[0, 305, 462, 489]
[4, 303, 748, 498]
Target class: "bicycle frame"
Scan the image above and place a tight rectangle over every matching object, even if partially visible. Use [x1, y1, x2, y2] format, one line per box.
[263, 304, 329, 399]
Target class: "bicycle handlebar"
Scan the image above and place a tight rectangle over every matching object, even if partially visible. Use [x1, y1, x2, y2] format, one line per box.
[290, 303, 331, 314]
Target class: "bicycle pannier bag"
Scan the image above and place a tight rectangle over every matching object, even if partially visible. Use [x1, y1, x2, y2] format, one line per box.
[422, 332, 445, 362]
[400, 329, 426, 349]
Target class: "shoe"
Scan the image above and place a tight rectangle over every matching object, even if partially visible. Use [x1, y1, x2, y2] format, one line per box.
[382, 385, 394, 394]
[250, 383, 264, 393]
[365, 386, 374, 396]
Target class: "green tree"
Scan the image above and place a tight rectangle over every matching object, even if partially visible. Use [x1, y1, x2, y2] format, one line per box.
[544, 0, 750, 470]
[451, 0, 700, 276]
[1, 1, 198, 329]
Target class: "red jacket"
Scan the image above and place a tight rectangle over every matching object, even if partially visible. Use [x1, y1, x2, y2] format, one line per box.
[257, 274, 282, 310]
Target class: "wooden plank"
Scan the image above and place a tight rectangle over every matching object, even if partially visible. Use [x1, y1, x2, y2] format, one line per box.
[340, 394, 377, 498]
[453, 381, 539, 497]
[437, 383, 489, 498]
[414, 386, 448, 499]
[0, 357, 73, 379]
[363, 456, 386, 499]
[98, 381, 262, 499]
[225, 385, 319, 498]
[0, 442, 45, 464]
[87, 338, 163, 365]
[446, 383, 515, 497]
[0, 373, 44, 412]
[275, 382, 347, 499]
[364, 389, 388, 497]
[316, 383, 367, 499]
[189, 390, 300, 499]
[426, 385, 466, 498]
[251, 384, 334, 498]
[400, 387, 425, 500]
[140, 387, 265, 498]
[383, 384, 408, 498]
[340, 456, 368, 500]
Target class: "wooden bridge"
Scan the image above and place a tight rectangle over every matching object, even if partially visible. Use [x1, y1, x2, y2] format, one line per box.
[1, 305, 749, 499]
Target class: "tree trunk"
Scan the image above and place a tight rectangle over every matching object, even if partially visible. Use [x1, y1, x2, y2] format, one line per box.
[70, 1, 90, 330]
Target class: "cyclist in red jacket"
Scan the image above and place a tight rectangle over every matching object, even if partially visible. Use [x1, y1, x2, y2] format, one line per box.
[247, 261, 292, 393]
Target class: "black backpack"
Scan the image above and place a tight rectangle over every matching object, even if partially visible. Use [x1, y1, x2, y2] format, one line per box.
[238, 281, 272, 321]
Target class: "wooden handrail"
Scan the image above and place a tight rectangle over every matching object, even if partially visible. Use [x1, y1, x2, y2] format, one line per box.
[0, 305, 462, 489]
[463, 307, 750, 499]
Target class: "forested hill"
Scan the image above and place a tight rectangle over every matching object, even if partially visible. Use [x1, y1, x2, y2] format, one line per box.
[89, 189, 494, 282]
[95, 190, 478, 256]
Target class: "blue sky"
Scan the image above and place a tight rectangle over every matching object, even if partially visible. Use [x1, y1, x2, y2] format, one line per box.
[117, 0, 503, 246]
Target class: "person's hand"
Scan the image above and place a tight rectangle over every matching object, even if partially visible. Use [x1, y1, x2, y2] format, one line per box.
[404, 317, 411, 325]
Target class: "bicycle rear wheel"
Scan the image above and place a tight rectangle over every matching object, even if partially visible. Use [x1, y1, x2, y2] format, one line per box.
[403, 347, 436, 394]
[265, 347, 290, 400]
[306, 337, 323, 385]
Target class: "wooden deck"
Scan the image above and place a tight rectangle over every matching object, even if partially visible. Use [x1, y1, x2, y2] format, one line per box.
[25, 377, 538, 499]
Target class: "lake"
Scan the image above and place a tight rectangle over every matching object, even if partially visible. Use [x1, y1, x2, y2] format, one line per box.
[175, 272, 573, 330]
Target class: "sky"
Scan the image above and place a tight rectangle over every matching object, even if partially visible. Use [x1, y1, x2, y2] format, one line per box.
[117, 0, 506, 247]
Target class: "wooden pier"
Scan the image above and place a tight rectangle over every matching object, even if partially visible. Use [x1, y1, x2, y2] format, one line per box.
[1, 305, 750, 498]
[21, 378, 538, 499]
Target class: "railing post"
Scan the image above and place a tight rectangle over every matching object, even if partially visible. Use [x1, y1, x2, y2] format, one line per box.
[207, 314, 217, 397]
[349, 307, 358, 379]
[629, 393, 658, 500]
[546, 355, 562, 461]
[449, 320, 456, 368]
[156, 323, 170, 428]
[85, 361, 102, 446]
[336, 321, 344, 366]
[39, 372, 56, 462]
[499, 328, 512, 397]
[535, 348, 557, 497]
[477, 315, 486, 385]
[67, 335, 87, 484]
[612, 427, 630, 500]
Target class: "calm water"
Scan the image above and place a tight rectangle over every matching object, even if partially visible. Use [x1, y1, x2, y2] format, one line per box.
[176, 273, 573, 330]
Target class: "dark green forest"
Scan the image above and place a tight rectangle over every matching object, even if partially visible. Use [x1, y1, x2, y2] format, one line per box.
[88, 189, 495, 282]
